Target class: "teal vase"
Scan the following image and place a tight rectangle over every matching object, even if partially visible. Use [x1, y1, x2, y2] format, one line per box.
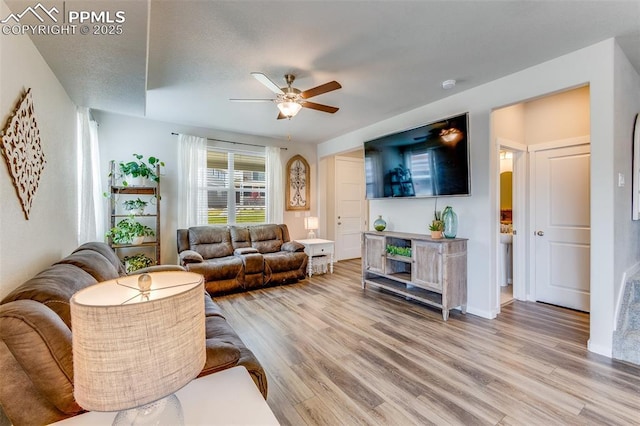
[373, 215, 387, 231]
[442, 206, 458, 238]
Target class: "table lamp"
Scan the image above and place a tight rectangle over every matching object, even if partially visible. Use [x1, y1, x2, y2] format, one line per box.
[70, 271, 206, 425]
[304, 216, 319, 239]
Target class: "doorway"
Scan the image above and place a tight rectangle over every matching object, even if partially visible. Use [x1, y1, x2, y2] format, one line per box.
[499, 149, 514, 305]
[335, 156, 366, 260]
[492, 85, 591, 315]
[497, 140, 527, 309]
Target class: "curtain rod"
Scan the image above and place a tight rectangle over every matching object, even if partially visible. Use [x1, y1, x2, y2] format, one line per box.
[171, 132, 287, 150]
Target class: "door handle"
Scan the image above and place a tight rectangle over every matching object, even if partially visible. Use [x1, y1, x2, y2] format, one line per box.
[536, 231, 544, 236]
[338, 222, 342, 225]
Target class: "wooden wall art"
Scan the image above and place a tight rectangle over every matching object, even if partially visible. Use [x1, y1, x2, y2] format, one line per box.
[1, 88, 46, 219]
[285, 154, 310, 211]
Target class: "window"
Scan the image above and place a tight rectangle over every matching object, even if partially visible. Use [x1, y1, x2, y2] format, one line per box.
[405, 149, 434, 196]
[207, 149, 266, 224]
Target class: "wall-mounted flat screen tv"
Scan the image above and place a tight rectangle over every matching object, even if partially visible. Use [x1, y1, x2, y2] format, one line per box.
[364, 113, 470, 199]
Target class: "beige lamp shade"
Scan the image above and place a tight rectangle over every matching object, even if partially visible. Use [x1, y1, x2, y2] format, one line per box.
[70, 271, 206, 412]
[304, 216, 319, 239]
[304, 216, 319, 231]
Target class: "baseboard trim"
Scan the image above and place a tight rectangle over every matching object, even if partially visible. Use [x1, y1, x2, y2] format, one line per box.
[466, 306, 495, 319]
[588, 339, 612, 358]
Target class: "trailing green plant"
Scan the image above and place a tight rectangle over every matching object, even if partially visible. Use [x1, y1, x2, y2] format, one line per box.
[386, 244, 412, 257]
[118, 154, 165, 186]
[123, 253, 154, 273]
[105, 217, 155, 245]
[429, 220, 445, 232]
[123, 198, 149, 212]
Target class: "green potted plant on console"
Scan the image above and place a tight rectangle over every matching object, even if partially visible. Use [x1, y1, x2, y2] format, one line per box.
[429, 210, 444, 239]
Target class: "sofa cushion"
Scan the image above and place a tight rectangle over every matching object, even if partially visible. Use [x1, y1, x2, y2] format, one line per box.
[1, 264, 97, 328]
[263, 251, 307, 274]
[201, 339, 241, 376]
[229, 226, 252, 249]
[204, 293, 226, 319]
[73, 242, 127, 277]
[249, 225, 283, 253]
[282, 241, 305, 252]
[55, 250, 121, 282]
[189, 226, 233, 259]
[234, 247, 259, 255]
[184, 256, 243, 283]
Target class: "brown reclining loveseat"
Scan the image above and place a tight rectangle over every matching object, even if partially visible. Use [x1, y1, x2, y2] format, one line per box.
[177, 223, 308, 295]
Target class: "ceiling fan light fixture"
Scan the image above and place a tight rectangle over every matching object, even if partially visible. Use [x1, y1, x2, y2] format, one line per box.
[277, 101, 302, 118]
[440, 127, 463, 144]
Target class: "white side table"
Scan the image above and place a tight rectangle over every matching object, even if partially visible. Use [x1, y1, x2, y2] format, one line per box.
[295, 238, 335, 277]
[52, 366, 279, 425]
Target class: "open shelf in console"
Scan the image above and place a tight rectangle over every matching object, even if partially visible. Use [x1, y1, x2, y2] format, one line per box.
[364, 276, 443, 309]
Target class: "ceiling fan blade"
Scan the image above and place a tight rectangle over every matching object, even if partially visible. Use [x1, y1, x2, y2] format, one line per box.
[300, 81, 342, 99]
[302, 101, 339, 114]
[229, 98, 275, 102]
[251, 72, 284, 95]
[277, 112, 287, 120]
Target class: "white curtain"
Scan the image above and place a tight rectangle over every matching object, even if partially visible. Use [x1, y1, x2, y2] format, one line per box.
[77, 108, 105, 244]
[177, 134, 208, 228]
[266, 145, 284, 224]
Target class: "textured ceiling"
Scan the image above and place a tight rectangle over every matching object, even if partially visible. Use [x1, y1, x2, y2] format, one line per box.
[6, 0, 640, 144]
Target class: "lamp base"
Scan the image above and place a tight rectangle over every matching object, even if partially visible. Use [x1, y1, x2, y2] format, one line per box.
[113, 394, 184, 425]
[307, 230, 316, 239]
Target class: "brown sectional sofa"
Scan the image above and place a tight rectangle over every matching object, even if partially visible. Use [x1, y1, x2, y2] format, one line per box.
[0, 242, 267, 426]
[177, 223, 308, 295]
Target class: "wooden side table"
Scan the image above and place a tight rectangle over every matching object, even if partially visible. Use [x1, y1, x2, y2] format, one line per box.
[295, 238, 335, 277]
[52, 366, 279, 425]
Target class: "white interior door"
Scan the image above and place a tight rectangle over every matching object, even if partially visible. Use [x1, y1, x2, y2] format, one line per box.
[532, 143, 590, 311]
[335, 157, 366, 260]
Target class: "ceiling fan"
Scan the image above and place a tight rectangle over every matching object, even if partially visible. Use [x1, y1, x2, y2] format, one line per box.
[230, 72, 342, 119]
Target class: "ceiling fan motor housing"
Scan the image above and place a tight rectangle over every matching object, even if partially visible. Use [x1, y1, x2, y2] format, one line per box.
[232, 72, 341, 119]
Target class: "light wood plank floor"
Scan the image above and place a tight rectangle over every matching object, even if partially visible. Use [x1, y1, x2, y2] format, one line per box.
[215, 259, 640, 425]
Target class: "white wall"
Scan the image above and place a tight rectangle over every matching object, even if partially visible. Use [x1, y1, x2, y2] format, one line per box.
[613, 43, 640, 328]
[524, 85, 590, 145]
[0, 0, 77, 300]
[318, 39, 636, 356]
[94, 111, 317, 265]
[493, 103, 525, 144]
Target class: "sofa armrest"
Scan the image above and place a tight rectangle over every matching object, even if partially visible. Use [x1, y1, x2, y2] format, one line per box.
[200, 338, 242, 376]
[282, 241, 305, 252]
[0, 300, 80, 414]
[179, 250, 205, 264]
